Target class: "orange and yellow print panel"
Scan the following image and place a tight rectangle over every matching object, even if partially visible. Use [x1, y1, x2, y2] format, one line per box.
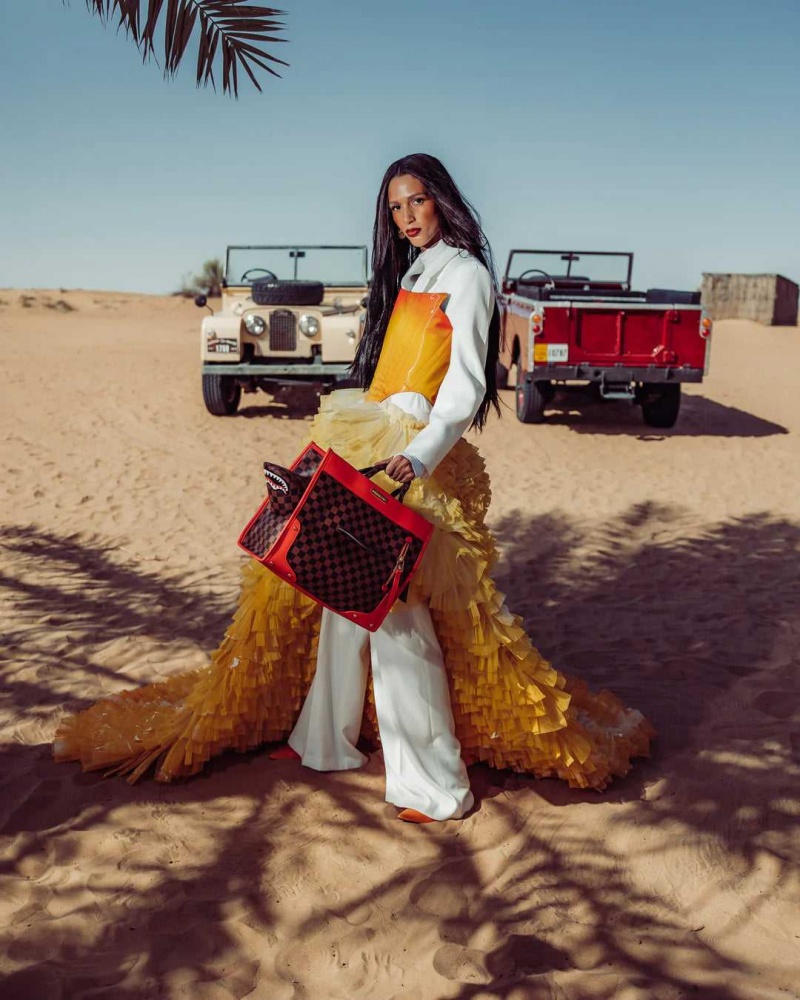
[368, 290, 454, 404]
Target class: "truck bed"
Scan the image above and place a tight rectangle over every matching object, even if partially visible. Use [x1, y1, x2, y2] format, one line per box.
[503, 292, 709, 377]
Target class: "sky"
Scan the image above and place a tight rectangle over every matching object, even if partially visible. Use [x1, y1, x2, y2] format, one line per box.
[2, 0, 799, 294]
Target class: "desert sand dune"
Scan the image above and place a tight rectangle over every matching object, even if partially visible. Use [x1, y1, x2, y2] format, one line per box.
[1, 291, 798, 999]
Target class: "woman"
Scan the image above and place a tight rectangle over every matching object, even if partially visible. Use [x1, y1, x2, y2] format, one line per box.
[54, 154, 654, 820]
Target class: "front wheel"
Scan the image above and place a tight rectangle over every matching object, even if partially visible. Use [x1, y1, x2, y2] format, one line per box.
[202, 372, 241, 416]
[515, 373, 548, 424]
[641, 383, 681, 428]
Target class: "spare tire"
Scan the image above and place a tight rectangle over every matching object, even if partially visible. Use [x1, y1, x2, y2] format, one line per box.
[251, 279, 324, 306]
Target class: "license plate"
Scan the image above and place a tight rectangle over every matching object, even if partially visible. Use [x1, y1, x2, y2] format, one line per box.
[534, 343, 569, 363]
[547, 343, 568, 362]
[215, 344, 231, 353]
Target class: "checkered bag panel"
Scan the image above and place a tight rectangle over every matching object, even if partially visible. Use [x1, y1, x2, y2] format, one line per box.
[285, 471, 426, 614]
[292, 448, 324, 478]
[239, 464, 309, 559]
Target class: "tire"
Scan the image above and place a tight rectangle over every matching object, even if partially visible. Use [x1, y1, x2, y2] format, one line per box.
[202, 372, 241, 416]
[515, 372, 547, 424]
[641, 383, 681, 428]
[251, 279, 325, 306]
[496, 361, 509, 390]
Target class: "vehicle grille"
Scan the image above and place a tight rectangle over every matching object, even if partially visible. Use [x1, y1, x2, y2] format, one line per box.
[269, 311, 297, 351]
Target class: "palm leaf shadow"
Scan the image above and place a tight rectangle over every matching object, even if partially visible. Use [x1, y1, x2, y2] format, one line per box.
[1, 507, 799, 997]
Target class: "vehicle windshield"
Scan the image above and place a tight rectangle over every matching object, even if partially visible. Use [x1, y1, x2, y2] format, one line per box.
[506, 250, 633, 285]
[226, 246, 368, 287]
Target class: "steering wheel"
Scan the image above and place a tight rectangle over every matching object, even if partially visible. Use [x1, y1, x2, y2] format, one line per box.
[240, 268, 277, 283]
[518, 268, 554, 285]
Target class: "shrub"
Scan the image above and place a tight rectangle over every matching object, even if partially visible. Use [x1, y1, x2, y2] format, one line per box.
[175, 258, 224, 298]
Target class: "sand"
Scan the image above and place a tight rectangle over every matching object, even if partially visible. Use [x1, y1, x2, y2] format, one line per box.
[1, 288, 799, 1000]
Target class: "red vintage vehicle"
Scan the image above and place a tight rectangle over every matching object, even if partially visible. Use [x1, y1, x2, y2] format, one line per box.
[498, 250, 712, 427]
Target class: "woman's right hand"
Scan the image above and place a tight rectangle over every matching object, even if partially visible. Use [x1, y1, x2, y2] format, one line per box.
[380, 455, 416, 484]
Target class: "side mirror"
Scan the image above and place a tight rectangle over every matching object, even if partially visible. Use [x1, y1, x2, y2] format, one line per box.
[360, 296, 369, 308]
[194, 295, 208, 308]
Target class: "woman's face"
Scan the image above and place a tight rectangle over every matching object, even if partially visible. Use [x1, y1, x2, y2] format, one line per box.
[387, 174, 441, 250]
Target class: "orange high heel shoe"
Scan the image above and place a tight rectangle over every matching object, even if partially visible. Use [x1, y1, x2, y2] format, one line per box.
[397, 808, 435, 824]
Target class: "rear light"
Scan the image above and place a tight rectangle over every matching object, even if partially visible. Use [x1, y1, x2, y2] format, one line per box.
[530, 311, 544, 336]
[700, 316, 712, 339]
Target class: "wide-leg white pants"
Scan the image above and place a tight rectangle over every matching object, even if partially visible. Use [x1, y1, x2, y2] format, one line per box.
[288, 602, 474, 821]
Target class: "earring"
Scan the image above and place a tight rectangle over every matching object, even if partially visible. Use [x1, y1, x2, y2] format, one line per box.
[397, 230, 405, 240]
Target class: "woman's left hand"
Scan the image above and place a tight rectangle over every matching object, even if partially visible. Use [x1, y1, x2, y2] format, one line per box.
[381, 455, 415, 484]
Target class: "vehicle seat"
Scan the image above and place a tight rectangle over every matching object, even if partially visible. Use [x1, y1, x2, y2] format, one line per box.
[645, 288, 701, 305]
[516, 276, 627, 297]
[516, 275, 590, 294]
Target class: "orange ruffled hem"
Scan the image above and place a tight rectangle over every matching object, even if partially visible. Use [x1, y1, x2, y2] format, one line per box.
[53, 388, 654, 789]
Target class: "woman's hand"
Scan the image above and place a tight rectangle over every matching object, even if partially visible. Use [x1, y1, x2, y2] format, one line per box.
[379, 455, 416, 484]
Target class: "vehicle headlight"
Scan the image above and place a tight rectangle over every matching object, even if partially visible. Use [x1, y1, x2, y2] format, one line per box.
[299, 314, 320, 338]
[243, 313, 266, 336]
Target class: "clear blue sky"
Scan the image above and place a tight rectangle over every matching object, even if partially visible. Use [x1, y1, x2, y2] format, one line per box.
[2, 0, 799, 293]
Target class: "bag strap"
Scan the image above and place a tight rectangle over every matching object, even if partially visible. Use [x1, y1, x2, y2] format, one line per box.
[381, 538, 412, 598]
[358, 464, 412, 504]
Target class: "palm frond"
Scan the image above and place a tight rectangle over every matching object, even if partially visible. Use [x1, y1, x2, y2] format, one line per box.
[82, 1, 288, 96]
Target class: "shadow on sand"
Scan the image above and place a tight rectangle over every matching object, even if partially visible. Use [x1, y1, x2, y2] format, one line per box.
[236, 382, 353, 421]
[243, 386, 788, 436]
[237, 400, 319, 421]
[1, 506, 798, 998]
[0, 525, 235, 721]
[522, 390, 789, 438]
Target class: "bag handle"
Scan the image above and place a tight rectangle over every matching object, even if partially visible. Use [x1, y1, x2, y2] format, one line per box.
[358, 464, 412, 504]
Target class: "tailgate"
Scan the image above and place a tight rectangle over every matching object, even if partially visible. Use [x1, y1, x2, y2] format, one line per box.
[564, 303, 706, 368]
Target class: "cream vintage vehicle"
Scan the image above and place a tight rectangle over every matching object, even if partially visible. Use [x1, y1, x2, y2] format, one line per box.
[197, 244, 368, 415]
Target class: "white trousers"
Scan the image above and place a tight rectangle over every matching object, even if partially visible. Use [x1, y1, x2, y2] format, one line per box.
[288, 602, 474, 821]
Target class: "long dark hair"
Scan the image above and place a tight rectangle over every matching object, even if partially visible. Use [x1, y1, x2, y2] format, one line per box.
[352, 153, 501, 431]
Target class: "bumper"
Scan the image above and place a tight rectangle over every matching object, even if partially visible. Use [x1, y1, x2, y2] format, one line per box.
[527, 364, 704, 384]
[202, 361, 353, 378]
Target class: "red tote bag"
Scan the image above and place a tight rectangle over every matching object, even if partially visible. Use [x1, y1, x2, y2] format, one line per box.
[238, 442, 434, 632]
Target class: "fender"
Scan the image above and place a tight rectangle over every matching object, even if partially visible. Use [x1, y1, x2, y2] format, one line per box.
[201, 313, 242, 362]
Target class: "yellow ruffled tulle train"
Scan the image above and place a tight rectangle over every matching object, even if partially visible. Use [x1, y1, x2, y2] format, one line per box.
[54, 389, 654, 789]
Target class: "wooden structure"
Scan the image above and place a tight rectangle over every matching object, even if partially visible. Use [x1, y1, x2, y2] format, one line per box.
[701, 273, 798, 326]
